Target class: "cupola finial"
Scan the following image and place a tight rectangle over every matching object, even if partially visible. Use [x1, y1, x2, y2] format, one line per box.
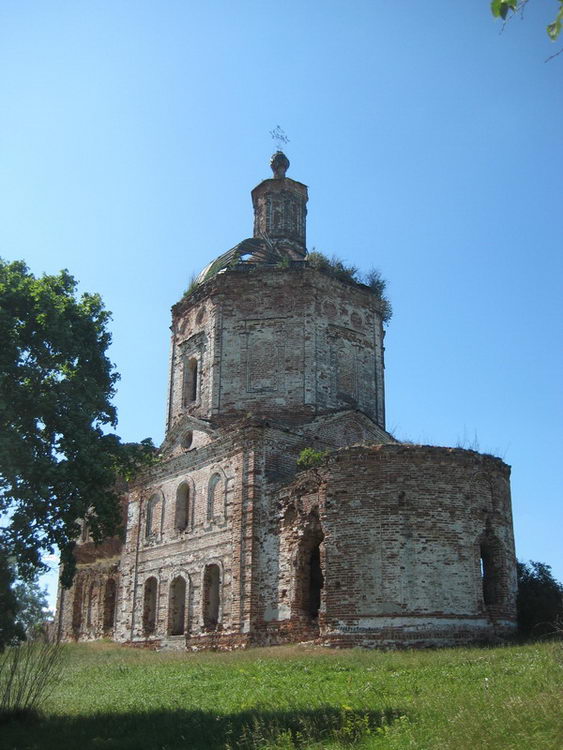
[270, 150, 289, 179]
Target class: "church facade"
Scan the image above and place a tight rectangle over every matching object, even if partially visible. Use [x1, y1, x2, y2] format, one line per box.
[55, 153, 517, 649]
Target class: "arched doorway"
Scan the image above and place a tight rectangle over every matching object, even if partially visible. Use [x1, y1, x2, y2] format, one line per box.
[168, 576, 187, 635]
[293, 510, 324, 627]
[202, 564, 220, 631]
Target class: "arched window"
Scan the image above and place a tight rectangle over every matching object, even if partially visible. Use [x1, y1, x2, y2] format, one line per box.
[207, 473, 222, 521]
[145, 495, 159, 538]
[143, 577, 158, 635]
[184, 357, 199, 405]
[175, 483, 190, 532]
[103, 578, 117, 633]
[203, 564, 221, 631]
[168, 576, 187, 635]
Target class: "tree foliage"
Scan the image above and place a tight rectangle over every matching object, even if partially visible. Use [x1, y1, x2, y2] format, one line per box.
[491, 0, 563, 41]
[0, 259, 155, 587]
[517, 560, 563, 637]
[12, 574, 50, 638]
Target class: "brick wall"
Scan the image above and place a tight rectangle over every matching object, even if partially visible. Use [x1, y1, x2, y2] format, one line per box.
[269, 444, 517, 647]
[167, 266, 387, 430]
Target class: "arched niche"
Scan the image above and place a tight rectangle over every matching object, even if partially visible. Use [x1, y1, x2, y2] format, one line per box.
[202, 564, 221, 631]
[143, 577, 158, 635]
[168, 576, 187, 635]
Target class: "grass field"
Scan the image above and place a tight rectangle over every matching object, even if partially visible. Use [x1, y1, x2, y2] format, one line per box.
[2, 640, 562, 749]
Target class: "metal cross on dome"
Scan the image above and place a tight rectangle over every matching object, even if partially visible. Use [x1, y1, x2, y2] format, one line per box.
[270, 125, 290, 151]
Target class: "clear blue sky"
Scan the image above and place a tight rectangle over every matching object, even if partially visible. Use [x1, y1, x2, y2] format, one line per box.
[1, 1, 561, 608]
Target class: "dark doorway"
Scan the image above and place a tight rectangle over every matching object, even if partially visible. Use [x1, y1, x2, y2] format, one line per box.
[293, 511, 324, 626]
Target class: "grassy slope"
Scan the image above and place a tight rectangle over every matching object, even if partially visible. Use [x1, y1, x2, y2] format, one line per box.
[2, 641, 562, 750]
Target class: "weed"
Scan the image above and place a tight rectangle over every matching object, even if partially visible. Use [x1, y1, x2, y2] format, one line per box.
[182, 273, 199, 298]
[0, 641, 64, 722]
[296, 448, 328, 470]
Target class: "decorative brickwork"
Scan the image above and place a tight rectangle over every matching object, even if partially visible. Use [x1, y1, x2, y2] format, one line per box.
[55, 154, 517, 649]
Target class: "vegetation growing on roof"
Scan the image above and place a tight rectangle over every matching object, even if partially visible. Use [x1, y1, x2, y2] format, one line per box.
[181, 249, 392, 323]
[182, 273, 200, 299]
[306, 251, 359, 283]
[306, 250, 392, 322]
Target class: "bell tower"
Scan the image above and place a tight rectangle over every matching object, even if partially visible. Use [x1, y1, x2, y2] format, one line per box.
[165, 153, 387, 436]
[251, 151, 308, 259]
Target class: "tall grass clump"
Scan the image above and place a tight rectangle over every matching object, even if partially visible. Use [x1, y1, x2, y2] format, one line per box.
[0, 641, 64, 722]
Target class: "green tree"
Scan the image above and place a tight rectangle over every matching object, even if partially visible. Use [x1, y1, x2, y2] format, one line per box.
[0, 550, 25, 651]
[517, 560, 563, 637]
[0, 259, 154, 587]
[491, 1, 563, 41]
[13, 574, 50, 638]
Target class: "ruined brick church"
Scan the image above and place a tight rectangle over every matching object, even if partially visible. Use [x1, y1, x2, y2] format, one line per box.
[55, 152, 517, 648]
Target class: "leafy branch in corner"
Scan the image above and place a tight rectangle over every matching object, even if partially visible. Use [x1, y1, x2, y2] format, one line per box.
[491, 1, 563, 46]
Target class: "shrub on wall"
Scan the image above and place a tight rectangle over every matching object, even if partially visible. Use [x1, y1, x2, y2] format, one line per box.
[297, 448, 329, 470]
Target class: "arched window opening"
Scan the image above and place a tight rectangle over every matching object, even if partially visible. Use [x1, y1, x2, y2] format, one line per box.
[145, 495, 159, 539]
[207, 473, 222, 521]
[143, 577, 158, 635]
[175, 483, 190, 532]
[203, 564, 221, 631]
[103, 579, 117, 633]
[184, 357, 199, 405]
[86, 582, 97, 629]
[480, 541, 502, 608]
[168, 576, 187, 635]
[72, 579, 84, 635]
